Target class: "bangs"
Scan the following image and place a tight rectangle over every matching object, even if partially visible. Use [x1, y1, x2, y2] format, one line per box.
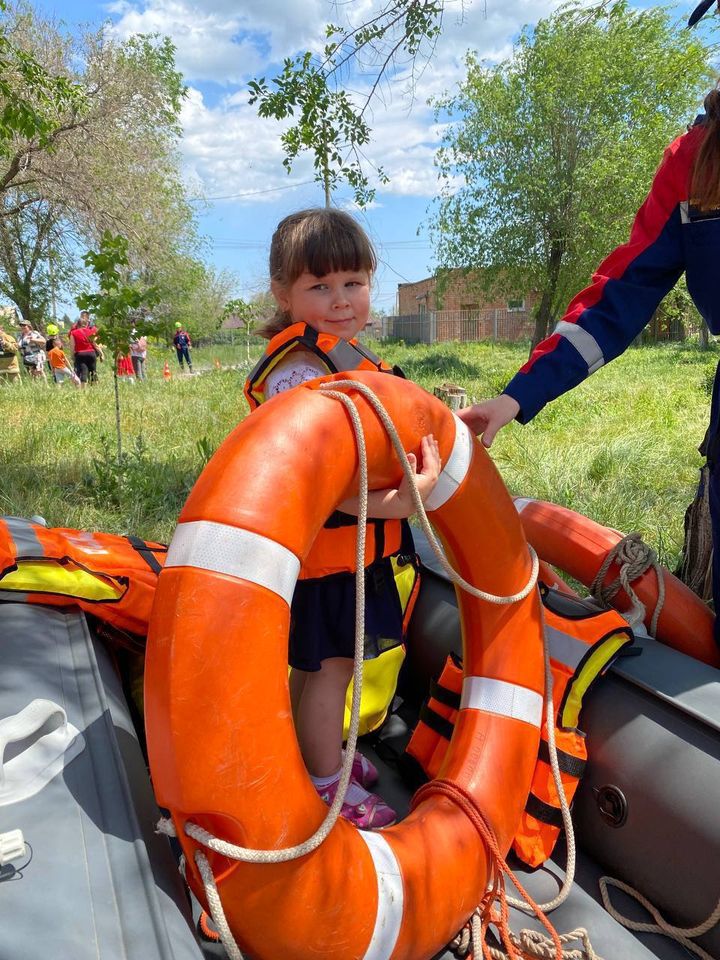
[272, 209, 376, 284]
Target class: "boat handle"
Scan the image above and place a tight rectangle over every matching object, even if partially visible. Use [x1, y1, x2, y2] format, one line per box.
[0, 699, 85, 807]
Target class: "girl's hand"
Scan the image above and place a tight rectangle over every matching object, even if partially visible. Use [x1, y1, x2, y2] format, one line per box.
[456, 394, 520, 448]
[398, 434, 442, 507]
[337, 434, 442, 519]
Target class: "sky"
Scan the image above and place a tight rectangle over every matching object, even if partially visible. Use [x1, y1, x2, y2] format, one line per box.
[26, 0, 716, 316]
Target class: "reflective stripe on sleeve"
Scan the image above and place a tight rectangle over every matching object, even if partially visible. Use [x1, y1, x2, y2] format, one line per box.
[165, 520, 300, 606]
[554, 321, 604, 374]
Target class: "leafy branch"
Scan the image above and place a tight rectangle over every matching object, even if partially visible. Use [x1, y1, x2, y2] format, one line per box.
[248, 1, 444, 206]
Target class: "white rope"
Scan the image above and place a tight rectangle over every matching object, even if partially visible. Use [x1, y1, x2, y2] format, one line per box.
[599, 877, 720, 960]
[589, 533, 665, 637]
[320, 380, 540, 606]
[156, 379, 543, 959]
[506, 602, 577, 916]
[157, 389, 373, 959]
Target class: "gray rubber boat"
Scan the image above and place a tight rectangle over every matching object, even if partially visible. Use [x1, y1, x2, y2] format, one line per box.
[1, 527, 718, 960]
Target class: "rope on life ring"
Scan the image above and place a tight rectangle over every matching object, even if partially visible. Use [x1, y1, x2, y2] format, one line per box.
[146, 371, 549, 960]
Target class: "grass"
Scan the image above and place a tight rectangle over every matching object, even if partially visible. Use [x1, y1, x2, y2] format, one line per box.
[0, 337, 715, 569]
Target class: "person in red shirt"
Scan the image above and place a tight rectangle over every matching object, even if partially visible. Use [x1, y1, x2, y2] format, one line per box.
[69, 312, 99, 385]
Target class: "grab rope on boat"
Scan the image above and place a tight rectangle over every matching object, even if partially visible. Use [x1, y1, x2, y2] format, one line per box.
[589, 533, 665, 637]
[599, 877, 720, 960]
[155, 380, 569, 960]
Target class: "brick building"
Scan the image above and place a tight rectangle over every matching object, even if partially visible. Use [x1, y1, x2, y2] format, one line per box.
[388, 271, 538, 344]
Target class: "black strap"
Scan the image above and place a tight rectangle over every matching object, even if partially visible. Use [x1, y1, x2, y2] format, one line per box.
[126, 535, 165, 575]
[429, 677, 461, 711]
[525, 792, 565, 829]
[323, 510, 359, 529]
[418, 702, 455, 742]
[537, 739, 586, 778]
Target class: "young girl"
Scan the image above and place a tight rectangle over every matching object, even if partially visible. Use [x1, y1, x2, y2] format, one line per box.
[244, 208, 441, 829]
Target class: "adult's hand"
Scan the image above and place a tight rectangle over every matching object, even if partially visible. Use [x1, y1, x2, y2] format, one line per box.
[456, 394, 520, 448]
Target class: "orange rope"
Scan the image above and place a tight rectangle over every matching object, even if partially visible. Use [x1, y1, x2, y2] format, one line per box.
[412, 779, 563, 960]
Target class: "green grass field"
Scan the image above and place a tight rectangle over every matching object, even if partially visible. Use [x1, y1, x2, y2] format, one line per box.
[0, 337, 715, 569]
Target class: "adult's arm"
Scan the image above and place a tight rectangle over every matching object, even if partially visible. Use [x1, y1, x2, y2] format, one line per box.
[502, 130, 694, 424]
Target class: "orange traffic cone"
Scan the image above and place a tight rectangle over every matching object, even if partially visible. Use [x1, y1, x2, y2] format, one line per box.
[163, 360, 172, 381]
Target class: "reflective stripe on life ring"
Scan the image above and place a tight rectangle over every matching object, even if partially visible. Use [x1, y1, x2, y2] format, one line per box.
[145, 370, 544, 960]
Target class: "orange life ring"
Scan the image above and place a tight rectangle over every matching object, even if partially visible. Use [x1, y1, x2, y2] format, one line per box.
[145, 371, 545, 960]
[514, 496, 719, 669]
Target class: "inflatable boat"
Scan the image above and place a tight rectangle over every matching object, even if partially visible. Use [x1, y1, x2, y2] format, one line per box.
[1, 370, 718, 959]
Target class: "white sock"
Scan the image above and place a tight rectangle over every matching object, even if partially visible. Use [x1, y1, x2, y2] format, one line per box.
[310, 770, 341, 789]
[311, 769, 371, 805]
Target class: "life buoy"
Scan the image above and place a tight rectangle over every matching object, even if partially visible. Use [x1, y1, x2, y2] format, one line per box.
[145, 371, 545, 960]
[514, 497, 719, 669]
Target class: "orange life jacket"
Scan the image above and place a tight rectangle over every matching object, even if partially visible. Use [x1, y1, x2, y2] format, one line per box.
[0, 515, 166, 637]
[243, 321, 397, 411]
[405, 585, 634, 867]
[244, 322, 405, 578]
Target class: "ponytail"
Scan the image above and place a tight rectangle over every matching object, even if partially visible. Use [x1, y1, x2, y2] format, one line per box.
[257, 308, 292, 340]
[691, 84, 720, 212]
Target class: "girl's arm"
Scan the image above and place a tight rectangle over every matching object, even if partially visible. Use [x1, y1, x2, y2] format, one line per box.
[338, 434, 441, 519]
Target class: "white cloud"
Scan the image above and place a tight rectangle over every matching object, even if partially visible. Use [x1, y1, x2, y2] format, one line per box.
[108, 0, 568, 201]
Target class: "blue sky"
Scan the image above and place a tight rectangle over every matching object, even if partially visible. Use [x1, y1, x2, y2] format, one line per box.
[27, 0, 717, 316]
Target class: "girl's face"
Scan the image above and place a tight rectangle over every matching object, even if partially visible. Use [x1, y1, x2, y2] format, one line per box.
[272, 269, 371, 341]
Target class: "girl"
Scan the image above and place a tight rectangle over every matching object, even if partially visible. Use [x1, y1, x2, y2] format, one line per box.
[460, 50, 720, 638]
[244, 208, 441, 829]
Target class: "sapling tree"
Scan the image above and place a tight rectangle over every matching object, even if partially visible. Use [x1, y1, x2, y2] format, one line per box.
[223, 297, 264, 362]
[78, 231, 157, 462]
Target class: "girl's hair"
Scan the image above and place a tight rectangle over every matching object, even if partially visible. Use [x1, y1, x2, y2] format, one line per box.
[691, 83, 720, 212]
[261, 207, 376, 339]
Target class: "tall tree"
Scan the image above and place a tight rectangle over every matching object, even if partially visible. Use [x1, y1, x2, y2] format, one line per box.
[431, 1, 714, 346]
[249, 0, 443, 206]
[0, 0, 85, 202]
[0, 6, 199, 322]
[0, 192, 83, 326]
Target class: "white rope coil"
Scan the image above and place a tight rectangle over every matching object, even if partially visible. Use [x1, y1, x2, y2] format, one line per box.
[589, 533, 665, 636]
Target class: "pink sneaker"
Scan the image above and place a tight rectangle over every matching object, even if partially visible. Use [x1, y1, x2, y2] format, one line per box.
[317, 777, 396, 830]
[350, 751, 379, 789]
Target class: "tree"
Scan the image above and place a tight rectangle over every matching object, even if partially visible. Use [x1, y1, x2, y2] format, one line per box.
[0, 0, 85, 199]
[431, 1, 714, 347]
[1, 7, 193, 255]
[150, 254, 234, 342]
[0, 6, 198, 326]
[223, 296, 269, 361]
[77, 232, 157, 462]
[248, 1, 443, 206]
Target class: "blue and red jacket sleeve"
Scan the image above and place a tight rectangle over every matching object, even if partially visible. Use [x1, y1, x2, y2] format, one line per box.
[504, 130, 698, 423]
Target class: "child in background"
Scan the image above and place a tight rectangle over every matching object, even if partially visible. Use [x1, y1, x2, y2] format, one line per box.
[47, 336, 80, 386]
[244, 208, 441, 829]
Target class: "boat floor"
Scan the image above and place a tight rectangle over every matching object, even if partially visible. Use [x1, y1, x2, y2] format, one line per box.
[196, 722, 695, 960]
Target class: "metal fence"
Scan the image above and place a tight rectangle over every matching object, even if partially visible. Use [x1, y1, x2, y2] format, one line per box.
[381, 309, 535, 345]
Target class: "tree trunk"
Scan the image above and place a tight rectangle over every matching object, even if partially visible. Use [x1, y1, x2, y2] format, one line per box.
[530, 290, 554, 353]
[113, 366, 123, 464]
[529, 239, 564, 356]
[699, 323, 709, 351]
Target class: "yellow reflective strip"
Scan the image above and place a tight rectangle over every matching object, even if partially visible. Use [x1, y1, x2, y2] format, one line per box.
[560, 632, 631, 729]
[2, 560, 125, 602]
[390, 556, 417, 613]
[344, 645, 406, 737]
[254, 341, 329, 399]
